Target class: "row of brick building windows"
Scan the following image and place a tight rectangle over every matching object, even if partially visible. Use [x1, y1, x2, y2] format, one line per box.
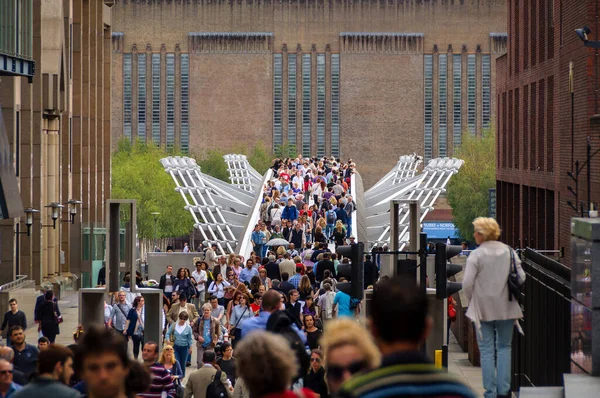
[497, 181, 555, 250]
[499, 76, 554, 172]
[424, 53, 491, 161]
[273, 53, 340, 158]
[510, 0, 555, 76]
[123, 52, 190, 152]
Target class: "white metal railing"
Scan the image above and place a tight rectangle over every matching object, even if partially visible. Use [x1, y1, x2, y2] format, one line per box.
[237, 168, 273, 259]
[0, 275, 29, 291]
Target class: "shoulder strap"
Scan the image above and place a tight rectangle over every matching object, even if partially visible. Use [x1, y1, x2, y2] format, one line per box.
[232, 307, 249, 329]
[116, 304, 128, 318]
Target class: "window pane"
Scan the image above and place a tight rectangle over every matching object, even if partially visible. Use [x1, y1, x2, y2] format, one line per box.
[180, 54, 189, 153]
[438, 54, 447, 157]
[166, 53, 175, 149]
[302, 53, 311, 157]
[288, 55, 297, 148]
[317, 53, 326, 158]
[123, 54, 132, 141]
[424, 54, 433, 161]
[137, 53, 146, 140]
[152, 53, 161, 145]
[273, 54, 283, 149]
[467, 54, 477, 135]
[331, 54, 340, 158]
[453, 54, 462, 147]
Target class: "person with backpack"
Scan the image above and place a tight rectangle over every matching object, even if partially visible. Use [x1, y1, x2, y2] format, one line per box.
[184, 350, 233, 398]
[325, 206, 337, 239]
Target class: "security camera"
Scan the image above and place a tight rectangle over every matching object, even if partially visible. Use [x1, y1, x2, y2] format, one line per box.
[576, 26, 592, 42]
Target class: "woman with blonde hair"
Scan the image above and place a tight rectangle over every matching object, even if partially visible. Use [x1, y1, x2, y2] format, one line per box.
[320, 318, 381, 394]
[330, 220, 346, 248]
[158, 344, 183, 380]
[463, 217, 525, 398]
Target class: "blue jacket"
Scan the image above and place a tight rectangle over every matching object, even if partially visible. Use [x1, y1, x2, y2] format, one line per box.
[126, 308, 142, 337]
[281, 205, 299, 221]
[165, 323, 194, 348]
[240, 311, 306, 344]
[335, 207, 348, 224]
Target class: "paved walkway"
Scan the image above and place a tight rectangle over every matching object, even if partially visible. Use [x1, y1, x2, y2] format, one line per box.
[447, 333, 486, 397]
[28, 293, 487, 396]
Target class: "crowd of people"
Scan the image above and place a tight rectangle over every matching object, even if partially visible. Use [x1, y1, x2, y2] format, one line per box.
[0, 148, 523, 398]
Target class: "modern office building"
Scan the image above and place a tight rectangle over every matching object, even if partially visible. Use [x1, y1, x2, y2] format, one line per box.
[111, 0, 507, 186]
[496, 0, 600, 264]
[0, 0, 113, 286]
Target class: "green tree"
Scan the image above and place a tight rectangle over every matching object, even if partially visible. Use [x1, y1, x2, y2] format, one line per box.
[447, 128, 496, 241]
[196, 149, 230, 182]
[274, 142, 298, 159]
[247, 141, 274, 174]
[111, 139, 193, 240]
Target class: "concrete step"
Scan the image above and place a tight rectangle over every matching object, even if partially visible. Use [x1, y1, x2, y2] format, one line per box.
[563, 374, 600, 398]
[519, 387, 563, 398]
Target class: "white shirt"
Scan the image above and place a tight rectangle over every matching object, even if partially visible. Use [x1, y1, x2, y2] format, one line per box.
[183, 246, 190, 253]
[192, 269, 207, 292]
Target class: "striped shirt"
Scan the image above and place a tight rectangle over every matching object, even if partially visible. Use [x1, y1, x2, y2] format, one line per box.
[338, 351, 476, 398]
[138, 362, 176, 398]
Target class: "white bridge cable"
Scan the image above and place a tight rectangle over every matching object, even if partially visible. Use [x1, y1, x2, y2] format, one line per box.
[161, 156, 257, 254]
[223, 154, 263, 193]
[366, 157, 463, 249]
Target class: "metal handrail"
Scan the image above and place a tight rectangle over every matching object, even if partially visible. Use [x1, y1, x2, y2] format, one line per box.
[0, 275, 29, 291]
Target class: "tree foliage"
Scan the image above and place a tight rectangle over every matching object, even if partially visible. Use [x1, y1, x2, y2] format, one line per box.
[447, 128, 496, 241]
[111, 139, 193, 240]
[196, 149, 230, 182]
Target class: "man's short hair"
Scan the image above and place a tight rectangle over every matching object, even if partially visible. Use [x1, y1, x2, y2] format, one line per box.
[288, 289, 298, 297]
[9, 325, 23, 337]
[209, 296, 218, 302]
[371, 277, 428, 344]
[144, 341, 159, 354]
[38, 336, 50, 345]
[0, 347, 14, 362]
[78, 326, 129, 370]
[8, 299, 17, 305]
[281, 272, 290, 281]
[38, 344, 73, 374]
[261, 290, 282, 312]
[202, 350, 216, 364]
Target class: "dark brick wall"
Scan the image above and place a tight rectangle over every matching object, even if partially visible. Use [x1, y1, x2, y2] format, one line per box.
[497, 0, 600, 266]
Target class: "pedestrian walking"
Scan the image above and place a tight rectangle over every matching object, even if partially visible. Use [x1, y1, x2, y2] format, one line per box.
[108, 291, 131, 342]
[159, 265, 176, 302]
[140, 342, 176, 398]
[12, 344, 78, 398]
[463, 217, 525, 398]
[79, 326, 138, 398]
[191, 304, 219, 369]
[336, 277, 475, 398]
[0, 299, 27, 346]
[9, 326, 38, 381]
[165, 312, 194, 377]
[184, 350, 232, 398]
[35, 290, 61, 343]
[125, 296, 145, 360]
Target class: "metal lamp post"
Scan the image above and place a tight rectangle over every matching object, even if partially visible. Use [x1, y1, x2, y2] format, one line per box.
[151, 212, 160, 251]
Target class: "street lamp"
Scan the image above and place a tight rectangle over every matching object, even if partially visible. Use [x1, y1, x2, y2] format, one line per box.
[65, 199, 83, 224]
[151, 212, 160, 251]
[15, 207, 40, 236]
[43, 202, 64, 229]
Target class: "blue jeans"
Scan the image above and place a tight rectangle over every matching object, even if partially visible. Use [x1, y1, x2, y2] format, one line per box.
[476, 319, 514, 398]
[346, 217, 352, 237]
[174, 344, 190, 376]
[325, 224, 334, 239]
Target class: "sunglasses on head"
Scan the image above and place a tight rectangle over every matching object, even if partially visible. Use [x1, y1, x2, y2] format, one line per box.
[326, 360, 368, 380]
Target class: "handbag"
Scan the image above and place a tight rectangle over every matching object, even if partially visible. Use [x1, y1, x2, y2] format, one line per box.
[508, 248, 525, 302]
[448, 302, 457, 321]
[169, 324, 176, 343]
[53, 303, 63, 324]
[229, 306, 248, 341]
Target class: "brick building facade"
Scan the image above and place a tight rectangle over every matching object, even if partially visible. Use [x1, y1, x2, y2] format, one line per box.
[111, 0, 507, 186]
[0, 0, 112, 285]
[496, 0, 600, 264]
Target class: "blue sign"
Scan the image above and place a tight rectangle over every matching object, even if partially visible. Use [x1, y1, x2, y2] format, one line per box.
[489, 188, 497, 219]
[422, 222, 460, 239]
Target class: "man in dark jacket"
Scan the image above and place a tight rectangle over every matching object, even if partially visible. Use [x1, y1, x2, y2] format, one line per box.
[158, 265, 176, 301]
[279, 273, 295, 297]
[265, 255, 281, 281]
[363, 254, 380, 288]
[315, 253, 336, 282]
